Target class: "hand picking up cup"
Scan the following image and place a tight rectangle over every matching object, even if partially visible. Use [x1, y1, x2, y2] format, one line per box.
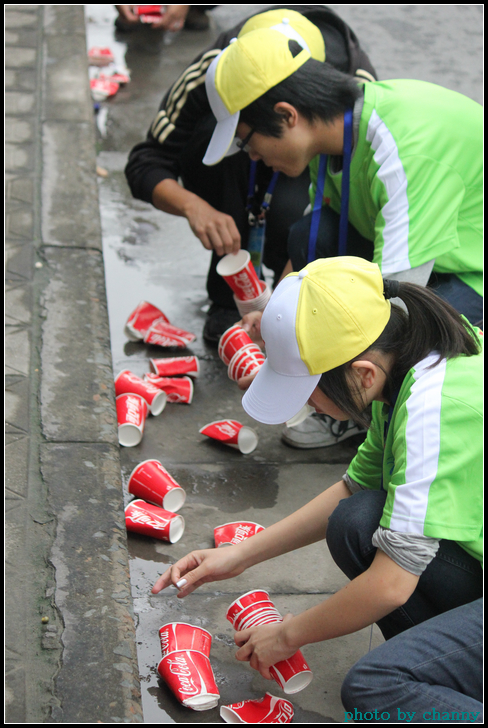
[214, 521, 265, 548]
[227, 591, 313, 695]
[220, 693, 294, 724]
[144, 374, 194, 404]
[150, 356, 200, 378]
[199, 420, 258, 454]
[128, 459, 186, 512]
[159, 623, 212, 659]
[115, 370, 167, 415]
[124, 301, 170, 341]
[116, 393, 148, 447]
[157, 650, 219, 711]
[125, 500, 184, 543]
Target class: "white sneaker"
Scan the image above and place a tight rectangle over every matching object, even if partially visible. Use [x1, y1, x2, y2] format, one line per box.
[281, 413, 366, 450]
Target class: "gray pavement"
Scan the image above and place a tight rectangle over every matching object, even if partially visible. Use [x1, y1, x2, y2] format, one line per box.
[5, 4, 483, 724]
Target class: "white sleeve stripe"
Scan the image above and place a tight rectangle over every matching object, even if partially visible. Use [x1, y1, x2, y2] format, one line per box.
[389, 354, 446, 534]
[366, 109, 411, 275]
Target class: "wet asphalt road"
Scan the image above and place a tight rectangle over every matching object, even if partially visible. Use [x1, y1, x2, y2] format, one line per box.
[85, 4, 482, 723]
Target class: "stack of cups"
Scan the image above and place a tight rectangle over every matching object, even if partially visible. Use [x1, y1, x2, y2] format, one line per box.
[227, 590, 313, 695]
[216, 250, 271, 318]
[125, 499, 185, 543]
[157, 623, 219, 711]
[218, 324, 265, 382]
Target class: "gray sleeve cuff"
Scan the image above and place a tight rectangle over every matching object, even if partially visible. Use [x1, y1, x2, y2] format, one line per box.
[343, 472, 365, 494]
[372, 526, 440, 576]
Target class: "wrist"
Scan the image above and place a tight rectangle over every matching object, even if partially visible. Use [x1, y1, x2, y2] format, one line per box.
[282, 615, 305, 654]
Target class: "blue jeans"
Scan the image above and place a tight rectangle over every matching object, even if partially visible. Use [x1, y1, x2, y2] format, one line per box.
[327, 491, 483, 721]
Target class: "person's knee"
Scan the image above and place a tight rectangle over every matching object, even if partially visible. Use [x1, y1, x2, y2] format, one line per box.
[327, 490, 383, 554]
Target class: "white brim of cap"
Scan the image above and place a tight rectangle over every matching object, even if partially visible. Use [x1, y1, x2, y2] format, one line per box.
[242, 359, 321, 425]
[202, 111, 240, 166]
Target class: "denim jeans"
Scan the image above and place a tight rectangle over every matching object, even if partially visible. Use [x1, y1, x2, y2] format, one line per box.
[327, 490, 483, 721]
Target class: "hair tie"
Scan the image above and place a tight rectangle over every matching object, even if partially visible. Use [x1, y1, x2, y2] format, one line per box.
[383, 279, 401, 300]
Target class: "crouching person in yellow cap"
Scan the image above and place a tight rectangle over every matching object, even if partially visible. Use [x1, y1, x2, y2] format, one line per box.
[152, 258, 483, 722]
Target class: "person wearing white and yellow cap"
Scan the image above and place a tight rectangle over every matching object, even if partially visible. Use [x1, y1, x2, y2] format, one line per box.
[125, 6, 377, 343]
[152, 257, 482, 720]
[203, 26, 482, 450]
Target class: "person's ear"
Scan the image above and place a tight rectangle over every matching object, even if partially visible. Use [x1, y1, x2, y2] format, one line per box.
[273, 102, 299, 128]
[350, 360, 377, 391]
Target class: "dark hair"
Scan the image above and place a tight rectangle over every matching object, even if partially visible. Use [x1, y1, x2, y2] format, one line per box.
[239, 54, 362, 137]
[318, 282, 481, 429]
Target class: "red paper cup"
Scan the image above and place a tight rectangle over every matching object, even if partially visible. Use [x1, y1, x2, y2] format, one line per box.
[159, 623, 212, 658]
[199, 420, 258, 455]
[226, 590, 271, 624]
[115, 370, 167, 415]
[125, 500, 184, 542]
[150, 356, 200, 378]
[218, 325, 254, 366]
[228, 346, 265, 382]
[216, 250, 262, 301]
[116, 394, 148, 447]
[233, 279, 272, 317]
[124, 301, 169, 341]
[235, 608, 283, 632]
[144, 319, 196, 348]
[158, 650, 219, 711]
[214, 521, 265, 548]
[88, 46, 115, 66]
[128, 460, 186, 512]
[220, 693, 294, 724]
[269, 650, 313, 695]
[232, 600, 281, 629]
[144, 374, 193, 404]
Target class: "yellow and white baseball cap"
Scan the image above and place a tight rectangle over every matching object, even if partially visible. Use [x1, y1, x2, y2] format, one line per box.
[203, 12, 325, 166]
[242, 257, 392, 425]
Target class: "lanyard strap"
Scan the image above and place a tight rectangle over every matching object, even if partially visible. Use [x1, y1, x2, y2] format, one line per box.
[247, 162, 280, 217]
[307, 107, 353, 263]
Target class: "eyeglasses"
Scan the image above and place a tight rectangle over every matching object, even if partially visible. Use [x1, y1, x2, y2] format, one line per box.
[236, 128, 255, 152]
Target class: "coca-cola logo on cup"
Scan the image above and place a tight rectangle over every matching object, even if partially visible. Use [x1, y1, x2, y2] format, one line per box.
[125, 396, 143, 424]
[215, 422, 238, 438]
[233, 271, 259, 300]
[167, 654, 200, 697]
[127, 509, 170, 531]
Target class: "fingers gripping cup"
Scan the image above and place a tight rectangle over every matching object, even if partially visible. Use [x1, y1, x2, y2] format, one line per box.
[199, 420, 258, 454]
[216, 250, 263, 302]
[116, 394, 148, 447]
[128, 460, 186, 512]
[159, 623, 212, 658]
[157, 650, 220, 711]
[115, 370, 167, 415]
[125, 500, 185, 542]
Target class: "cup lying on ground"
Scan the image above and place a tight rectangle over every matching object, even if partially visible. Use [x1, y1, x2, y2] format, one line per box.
[214, 521, 265, 548]
[233, 279, 272, 318]
[199, 420, 258, 454]
[144, 319, 196, 348]
[157, 650, 219, 711]
[218, 325, 254, 366]
[125, 499, 184, 542]
[144, 374, 194, 404]
[124, 301, 169, 341]
[228, 345, 265, 382]
[159, 623, 212, 658]
[150, 356, 200, 378]
[116, 394, 148, 447]
[128, 459, 186, 512]
[216, 250, 263, 302]
[220, 692, 294, 724]
[115, 370, 167, 415]
[227, 590, 313, 695]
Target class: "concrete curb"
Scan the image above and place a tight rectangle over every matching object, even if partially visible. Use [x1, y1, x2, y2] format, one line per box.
[6, 5, 142, 722]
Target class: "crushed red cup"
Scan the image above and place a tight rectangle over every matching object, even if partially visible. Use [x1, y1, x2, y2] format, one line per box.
[199, 420, 258, 454]
[216, 250, 263, 301]
[150, 356, 200, 378]
[144, 319, 196, 348]
[116, 393, 148, 447]
[88, 46, 115, 66]
[144, 374, 193, 404]
[128, 459, 186, 512]
[125, 499, 184, 542]
[159, 623, 212, 658]
[218, 325, 254, 366]
[90, 77, 120, 100]
[158, 650, 219, 711]
[115, 370, 167, 415]
[124, 301, 170, 341]
[214, 521, 265, 548]
[220, 693, 294, 723]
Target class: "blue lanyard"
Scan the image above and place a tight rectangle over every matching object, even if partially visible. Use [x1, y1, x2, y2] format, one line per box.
[247, 163, 280, 213]
[307, 107, 353, 263]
